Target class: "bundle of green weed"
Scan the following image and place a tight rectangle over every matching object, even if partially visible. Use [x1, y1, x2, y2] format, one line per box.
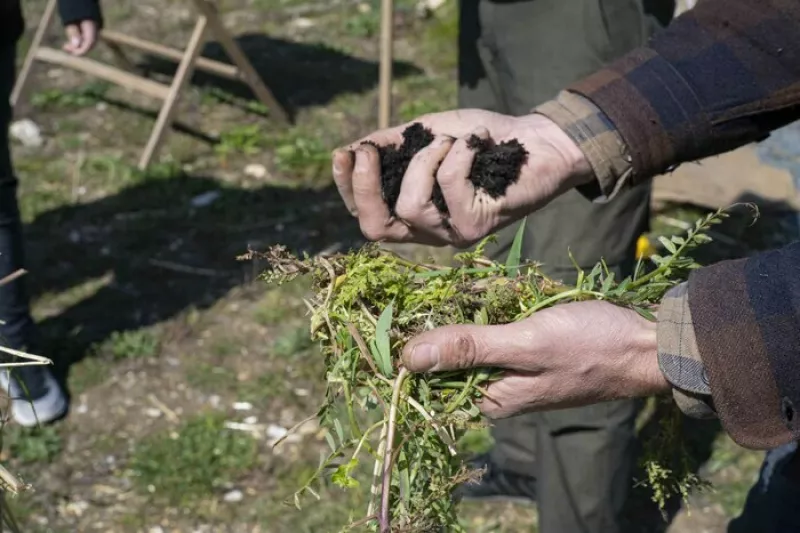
[255, 208, 731, 532]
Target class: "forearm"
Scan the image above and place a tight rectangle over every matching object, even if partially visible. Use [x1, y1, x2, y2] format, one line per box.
[57, 0, 103, 27]
[657, 242, 800, 449]
[534, 0, 800, 202]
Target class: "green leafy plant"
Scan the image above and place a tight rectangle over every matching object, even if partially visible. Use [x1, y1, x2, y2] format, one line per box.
[247, 206, 741, 532]
[129, 413, 257, 507]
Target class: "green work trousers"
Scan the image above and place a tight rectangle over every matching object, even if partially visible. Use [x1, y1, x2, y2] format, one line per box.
[458, 0, 672, 531]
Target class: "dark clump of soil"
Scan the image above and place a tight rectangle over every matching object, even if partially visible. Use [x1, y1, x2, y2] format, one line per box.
[365, 123, 435, 216]
[465, 135, 529, 199]
[365, 123, 528, 217]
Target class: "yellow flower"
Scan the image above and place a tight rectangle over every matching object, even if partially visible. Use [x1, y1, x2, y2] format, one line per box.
[636, 235, 656, 260]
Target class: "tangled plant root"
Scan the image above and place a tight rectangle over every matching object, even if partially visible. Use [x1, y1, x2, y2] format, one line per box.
[239, 206, 749, 532]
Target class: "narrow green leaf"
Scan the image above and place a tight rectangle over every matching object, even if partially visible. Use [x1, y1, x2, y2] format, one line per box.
[635, 307, 657, 321]
[374, 302, 394, 378]
[505, 218, 527, 277]
[601, 272, 616, 292]
[334, 418, 345, 444]
[324, 431, 336, 452]
[399, 450, 411, 507]
[658, 236, 677, 254]
[670, 236, 686, 245]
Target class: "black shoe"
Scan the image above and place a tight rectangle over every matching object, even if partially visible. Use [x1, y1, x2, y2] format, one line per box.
[453, 453, 537, 505]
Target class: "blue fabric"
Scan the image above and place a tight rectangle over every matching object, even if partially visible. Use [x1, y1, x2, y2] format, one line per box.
[0, 44, 37, 353]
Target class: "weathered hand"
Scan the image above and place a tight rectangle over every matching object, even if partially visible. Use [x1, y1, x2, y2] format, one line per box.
[63, 19, 98, 56]
[402, 301, 666, 418]
[332, 110, 592, 247]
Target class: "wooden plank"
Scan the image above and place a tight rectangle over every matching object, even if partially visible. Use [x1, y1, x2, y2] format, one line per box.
[138, 17, 208, 169]
[101, 29, 241, 81]
[34, 46, 170, 100]
[192, 0, 289, 123]
[11, 0, 57, 107]
[378, 0, 393, 128]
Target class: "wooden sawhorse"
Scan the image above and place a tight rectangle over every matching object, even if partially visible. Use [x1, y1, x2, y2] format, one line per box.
[11, 0, 288, 170]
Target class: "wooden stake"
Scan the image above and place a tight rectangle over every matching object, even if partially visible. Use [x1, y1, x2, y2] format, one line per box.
[378, 0, 394, 129]
[11, 0, 57, 108]
[138, 16, 208, 169]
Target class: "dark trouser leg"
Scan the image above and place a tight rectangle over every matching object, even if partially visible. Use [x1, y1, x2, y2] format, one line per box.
[727, 442, 800, 533]
[0, 44, 36, 353]
[458, 1, 669, 531]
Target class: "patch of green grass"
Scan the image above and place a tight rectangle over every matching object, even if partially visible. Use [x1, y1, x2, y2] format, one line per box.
[69, 356, 111, 394]
[420, 1, 459, 70]
[269, 130, 331, 180]
[129, 412, 258, 507]
[30, 81, 110, 110]
[238, 372, 289, 406]
[101, 329, 161, 361]
[3, 426, 63, 464]
[215, 124, 268, 160]
[186, 362, 239, 392]
[200, 87, 271, 116]
[344, 9, 380, 38]
[272, 325, 314, 358]
[253, 282, 310, 326]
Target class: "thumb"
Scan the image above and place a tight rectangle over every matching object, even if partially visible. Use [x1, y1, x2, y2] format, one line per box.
[402, 323, 522, 373]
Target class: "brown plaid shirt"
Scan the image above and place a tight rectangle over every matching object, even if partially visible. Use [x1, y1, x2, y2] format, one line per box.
[535, 0, 800, 449]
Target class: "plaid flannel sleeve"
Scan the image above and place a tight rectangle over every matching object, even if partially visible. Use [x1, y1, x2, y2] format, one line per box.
[657, 282, 717, 419]
[534, 90, 634, 202]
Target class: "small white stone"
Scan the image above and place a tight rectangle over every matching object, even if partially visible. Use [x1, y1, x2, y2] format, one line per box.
[145, 408, 162, 418]
[243, 415, 258, 425]
[291, 17, 315, 29]
[10, 119, 43, 147]
[232, 401, 253, 411]
[244, 163, 268, 179]
[148, 527, 165, 533]
[223, 489, 244, 503]
[208, 395, 221, 408]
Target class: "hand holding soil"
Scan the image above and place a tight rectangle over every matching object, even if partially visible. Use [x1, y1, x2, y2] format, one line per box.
[332, 110, 593, 247]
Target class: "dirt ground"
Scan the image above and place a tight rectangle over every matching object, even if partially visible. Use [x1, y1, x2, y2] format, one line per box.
[2, 0, 799, 532]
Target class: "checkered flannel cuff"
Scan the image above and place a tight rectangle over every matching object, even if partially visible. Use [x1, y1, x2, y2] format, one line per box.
[533, 91, 634, 203]
[657, 282, 717, 419]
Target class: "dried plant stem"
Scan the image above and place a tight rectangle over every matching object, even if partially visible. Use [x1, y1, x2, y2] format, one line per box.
[380, 367, 409, 533]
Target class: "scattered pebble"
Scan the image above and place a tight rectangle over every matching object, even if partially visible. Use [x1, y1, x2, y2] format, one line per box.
[233, 401, 253, 411]
[145, 407, 162, 418]
[10, 119, 43, 147]
[294, 388, 310, 397]
[243, 415, 258, 425]
[148, 527, 165, 533]
[208, 395, 221, 408]
[190, 190, 221, 208]
[290, 17, 315, 29]
[244, 163, 268, 179]
[223, 489, 244, 503]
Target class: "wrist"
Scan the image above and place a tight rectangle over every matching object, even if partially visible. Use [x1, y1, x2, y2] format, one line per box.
[515, 114, 595, 191]
[630, 319, 669, 397]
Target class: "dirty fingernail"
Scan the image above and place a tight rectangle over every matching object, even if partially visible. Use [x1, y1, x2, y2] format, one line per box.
[409, 344, 439, 371]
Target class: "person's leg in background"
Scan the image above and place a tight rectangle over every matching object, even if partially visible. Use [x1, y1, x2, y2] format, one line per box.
[0, 44, 68, 427]
[727, 441, 800, 533]
[457, 0, 673, 531]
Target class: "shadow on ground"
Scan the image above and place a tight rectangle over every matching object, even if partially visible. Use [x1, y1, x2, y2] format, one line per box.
[136, 34, 422, 122]
[23, 171, 364, 381]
